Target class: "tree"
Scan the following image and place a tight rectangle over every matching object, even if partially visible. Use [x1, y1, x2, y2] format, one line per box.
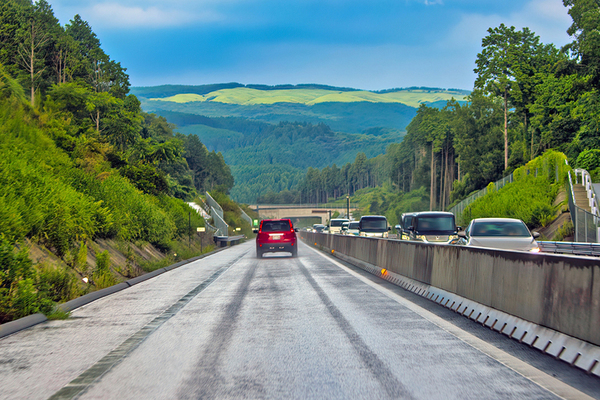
[563, 0, 600, 82]
[17, 0, 58, 106]
[475, 24, 523, 170]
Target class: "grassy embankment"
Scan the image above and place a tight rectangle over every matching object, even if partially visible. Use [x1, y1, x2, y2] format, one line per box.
[0, 95, 213, 323]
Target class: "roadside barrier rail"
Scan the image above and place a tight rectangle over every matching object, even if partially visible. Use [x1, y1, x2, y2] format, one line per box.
[538, 241, 600, 257]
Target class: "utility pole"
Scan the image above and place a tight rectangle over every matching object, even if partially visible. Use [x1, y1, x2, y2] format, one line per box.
[347, 194, 350, 219]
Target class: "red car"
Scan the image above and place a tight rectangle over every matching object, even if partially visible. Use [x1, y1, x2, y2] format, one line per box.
[254, 219, 298, 258]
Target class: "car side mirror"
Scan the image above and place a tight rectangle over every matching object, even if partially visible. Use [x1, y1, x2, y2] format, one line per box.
[532, 232, 540, 238]
[457, 226, 462, 231]
[294, 228, 298, 232]
[457, 231, 467, 238]
[253, 229, 258, 234]
[388, 226, 391, 231]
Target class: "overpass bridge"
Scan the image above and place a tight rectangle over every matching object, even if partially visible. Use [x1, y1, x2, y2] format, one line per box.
[248, 203, 360, 226]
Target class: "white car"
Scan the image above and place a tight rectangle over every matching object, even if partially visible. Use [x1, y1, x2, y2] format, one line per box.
[346, 221, 360, 236]
[358, 215, 390, 238]
[457, 218, 540, 252]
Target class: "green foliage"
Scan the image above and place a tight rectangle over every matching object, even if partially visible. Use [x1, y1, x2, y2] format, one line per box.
[37, 265, 77, 303]
[576, 149, 600, 171]
[93, 250, 116, 289]
[0, 3, 238, 323]
[0, 237, 70, 322]
[461, 151, 567, 228]
[553, 221, 575, 241]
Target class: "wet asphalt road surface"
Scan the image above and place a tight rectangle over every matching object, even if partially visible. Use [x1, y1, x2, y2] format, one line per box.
[0, 240, 598, 399]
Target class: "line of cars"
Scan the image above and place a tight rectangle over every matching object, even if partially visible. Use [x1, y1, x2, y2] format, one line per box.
[253, 211, 541, 259]
[394, 212, 541, 253]
[322, 212, 541, 253]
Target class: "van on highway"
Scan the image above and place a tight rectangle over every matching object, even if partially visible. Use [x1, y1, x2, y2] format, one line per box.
[405, 212, 459, 244]
[329, 218, 349, 234]
[358, 215, 390, 238]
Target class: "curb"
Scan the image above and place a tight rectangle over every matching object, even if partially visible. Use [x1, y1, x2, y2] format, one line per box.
[0, 247, 229, 339]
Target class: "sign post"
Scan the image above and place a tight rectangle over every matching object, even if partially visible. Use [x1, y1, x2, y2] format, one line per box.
[197, 227, 206, 252]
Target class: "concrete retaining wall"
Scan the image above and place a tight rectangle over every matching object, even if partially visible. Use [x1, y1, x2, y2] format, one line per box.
[302, 232, 600, 347]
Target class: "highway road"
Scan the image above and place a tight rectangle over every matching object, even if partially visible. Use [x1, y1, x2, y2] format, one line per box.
[0, 241, 598, 399]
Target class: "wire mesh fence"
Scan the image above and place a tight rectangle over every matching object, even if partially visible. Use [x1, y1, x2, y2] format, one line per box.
[568, 170, 600, 243]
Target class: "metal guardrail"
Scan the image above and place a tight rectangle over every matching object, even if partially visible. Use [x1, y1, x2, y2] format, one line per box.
[568, 170, 600, 243]
[213, 234, 245, 247]
[240, 208, 252, 226]
[204, 192, 229, 236]
[575, 169, 600, 215]
[211, 208, 229, 236]
[539, 241, 600, 257]
[205, 192, 224, 219]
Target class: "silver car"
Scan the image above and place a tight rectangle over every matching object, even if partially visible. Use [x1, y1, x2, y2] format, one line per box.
[457, 218, 540, 252]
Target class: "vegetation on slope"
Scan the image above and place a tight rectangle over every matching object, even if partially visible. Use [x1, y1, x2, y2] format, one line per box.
[0, 1, 235, 323]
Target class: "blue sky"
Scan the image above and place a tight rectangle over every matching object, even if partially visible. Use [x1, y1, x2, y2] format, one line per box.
[49, 0, 573, 91]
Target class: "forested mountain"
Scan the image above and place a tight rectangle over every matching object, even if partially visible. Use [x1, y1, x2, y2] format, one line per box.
[131, 86, 468, 202]
[0, 0, 235, 322]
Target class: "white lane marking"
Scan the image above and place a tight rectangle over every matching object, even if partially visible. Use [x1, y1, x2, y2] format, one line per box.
[305, 243, 595, 400]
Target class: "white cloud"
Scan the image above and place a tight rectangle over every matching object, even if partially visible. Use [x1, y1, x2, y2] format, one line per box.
[81, 2, 224, 28]
[444, 0, 572, 51]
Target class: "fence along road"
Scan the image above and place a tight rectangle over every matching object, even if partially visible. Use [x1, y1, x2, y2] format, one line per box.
[1, 241, 598, 399]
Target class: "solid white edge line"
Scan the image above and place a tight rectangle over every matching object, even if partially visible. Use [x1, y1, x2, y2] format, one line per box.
[305, 243, 595, 400]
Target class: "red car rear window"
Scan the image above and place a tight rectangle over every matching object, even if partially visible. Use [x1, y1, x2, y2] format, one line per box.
[261, 220, 291, 232]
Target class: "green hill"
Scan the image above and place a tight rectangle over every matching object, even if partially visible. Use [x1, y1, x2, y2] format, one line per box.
[131, 84, 469, 134]
[152, 87, 467, 108]
[130, 84, 469, 203]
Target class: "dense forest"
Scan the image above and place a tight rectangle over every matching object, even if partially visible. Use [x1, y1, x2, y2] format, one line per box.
[0, 0, 235, 322]
[150, 110, 404, 202]
[262, 0, 600, 220]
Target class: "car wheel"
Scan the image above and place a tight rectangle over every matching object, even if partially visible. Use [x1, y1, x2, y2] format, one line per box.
[291, 247, 298, 258]
[256, 248, 263, 258]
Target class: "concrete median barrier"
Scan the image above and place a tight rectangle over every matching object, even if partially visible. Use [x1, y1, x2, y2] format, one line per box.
[301, 232, 600, 348]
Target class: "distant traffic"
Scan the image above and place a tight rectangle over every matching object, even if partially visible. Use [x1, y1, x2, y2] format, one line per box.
[303, 212, 540, 253]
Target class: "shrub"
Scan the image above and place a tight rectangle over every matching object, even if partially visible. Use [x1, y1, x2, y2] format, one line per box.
[93, 250, 117, 289]
[576, 149, 600, 171]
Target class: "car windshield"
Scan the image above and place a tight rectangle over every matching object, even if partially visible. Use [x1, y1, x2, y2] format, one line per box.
[361, 218, 387, 230]
[416, 216, 454, 231]
[262, 220, 291, 232]
[403, 216, 413, 228]
[471, 221, 530, 237]
[331, 220, 349, 227]
[349, 222, 359, 229]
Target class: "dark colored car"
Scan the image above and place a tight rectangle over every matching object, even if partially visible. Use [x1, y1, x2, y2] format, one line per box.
[254, 219, 298, 258]
[396, 212, 415, 240]
[405, 212, 460, 244]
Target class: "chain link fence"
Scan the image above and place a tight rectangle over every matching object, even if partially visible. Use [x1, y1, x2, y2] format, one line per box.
[568, 170, 600, 243]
